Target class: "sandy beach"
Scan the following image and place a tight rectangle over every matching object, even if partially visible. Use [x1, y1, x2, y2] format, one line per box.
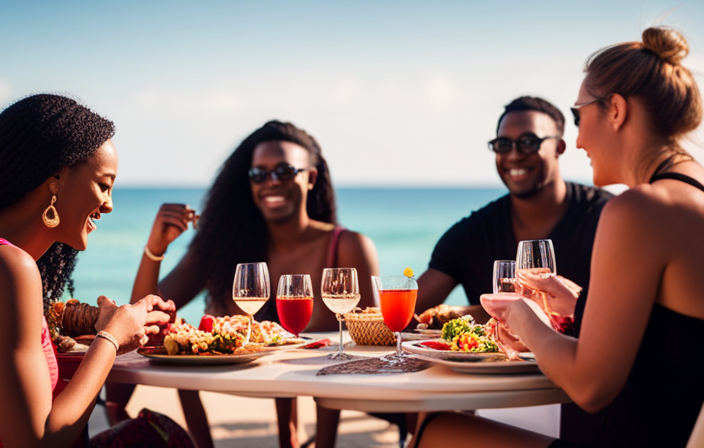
[89, 385, 559, 447]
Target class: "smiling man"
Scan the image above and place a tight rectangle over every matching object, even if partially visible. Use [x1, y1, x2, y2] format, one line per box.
[416, 96, 612, 331]
[415, 96, 613, 446]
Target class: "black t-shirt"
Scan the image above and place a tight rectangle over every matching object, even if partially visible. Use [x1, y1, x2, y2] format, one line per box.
[429, 181, 613, 336]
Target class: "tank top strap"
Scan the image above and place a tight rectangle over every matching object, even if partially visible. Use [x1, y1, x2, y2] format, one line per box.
[326, 226, 346, 267]
[0, 238, 12, 246]
[649, 172, 704, 193]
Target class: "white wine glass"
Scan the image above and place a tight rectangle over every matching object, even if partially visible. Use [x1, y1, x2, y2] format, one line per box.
[493, 260, 516, 294]
[516, 239, 556, 276]
[321, 268, 360, 360]
[516, 239, 557, 327]
[489, 260, 520, 360]
[233, 262, 270, 346]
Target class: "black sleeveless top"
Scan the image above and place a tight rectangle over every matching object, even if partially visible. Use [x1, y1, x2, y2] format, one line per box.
[597, 169, 704, 447]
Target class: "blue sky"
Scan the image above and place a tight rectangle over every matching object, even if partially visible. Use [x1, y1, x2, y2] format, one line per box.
[1, 0, 703, 187]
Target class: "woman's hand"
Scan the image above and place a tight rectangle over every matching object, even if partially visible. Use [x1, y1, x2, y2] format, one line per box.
[94, 295, 174, 354]
[145, 203, 199, 257]
[516, 271, 580, 324]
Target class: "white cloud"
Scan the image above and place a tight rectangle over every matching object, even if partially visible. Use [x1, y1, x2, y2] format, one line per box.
[330, 76, 361, 105]
[425, 75, 461, 110]
[202, 90, 241, 113]
[134, 89, 160, 108]
[131, 88, 242, 115]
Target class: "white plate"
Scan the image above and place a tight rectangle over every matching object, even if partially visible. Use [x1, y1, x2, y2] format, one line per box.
[409, 353, 540, 374]
[403, 340, 507, 361]
[402, 341, 539, 374]
[138, 349, 274, 365]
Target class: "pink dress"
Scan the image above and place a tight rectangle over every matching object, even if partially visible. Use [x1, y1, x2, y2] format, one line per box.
[0, 238, 60, 448]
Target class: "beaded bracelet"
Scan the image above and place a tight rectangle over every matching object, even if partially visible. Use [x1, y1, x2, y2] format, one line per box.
[144, 246, 165, 261]
[96, 330, 119, 352]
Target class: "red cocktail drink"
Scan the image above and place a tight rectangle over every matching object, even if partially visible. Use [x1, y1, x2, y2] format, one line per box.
[276, 296, 314, 336]
[373, 275, 418, 363]
[379, 289, 417, 332]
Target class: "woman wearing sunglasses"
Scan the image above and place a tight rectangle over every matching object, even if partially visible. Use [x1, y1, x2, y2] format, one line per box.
[109, 120, 379, 448]
[412, 26, 704, 448]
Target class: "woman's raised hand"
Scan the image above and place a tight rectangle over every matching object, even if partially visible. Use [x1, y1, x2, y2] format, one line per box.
[516, 271, 580, 331]
[94, 295, 175, 354]
[145, 203, 199, 257]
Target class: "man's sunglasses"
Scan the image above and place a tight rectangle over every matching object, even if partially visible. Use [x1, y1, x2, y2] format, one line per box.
[488, 134, 559, 155]
[248, 163, 306, 184]
[570, 98, 600, 127]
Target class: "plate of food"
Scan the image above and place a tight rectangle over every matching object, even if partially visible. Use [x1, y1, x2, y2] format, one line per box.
[137, 346, 274, 365]
[402, 316, 538, 373]
[137, 315, 305, 364]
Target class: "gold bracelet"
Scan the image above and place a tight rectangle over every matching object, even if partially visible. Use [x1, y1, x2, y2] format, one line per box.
[96, 330, 119, 352]
[144, 246, 165, 261]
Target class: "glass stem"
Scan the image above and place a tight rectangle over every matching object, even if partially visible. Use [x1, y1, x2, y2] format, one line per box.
[245, 314, 253, 346]
[338, 315, 344, 355]
[396, 332, 403, 357]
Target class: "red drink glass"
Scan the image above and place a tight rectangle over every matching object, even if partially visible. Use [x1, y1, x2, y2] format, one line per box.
[276, 296, 314, 336]
[378, 289, 417, 332]
[373, 276, 418, 362]
[276, 274, 314, 337]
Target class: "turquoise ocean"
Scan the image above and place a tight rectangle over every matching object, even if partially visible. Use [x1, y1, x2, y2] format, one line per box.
[72, 187, 506, 324]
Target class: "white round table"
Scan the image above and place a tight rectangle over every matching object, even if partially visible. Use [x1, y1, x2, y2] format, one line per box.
[108, 337, 569, 413]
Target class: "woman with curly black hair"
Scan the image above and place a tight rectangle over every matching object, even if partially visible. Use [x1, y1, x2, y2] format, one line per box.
[118, 120, 379, 448]
[0, 93, 181, 448]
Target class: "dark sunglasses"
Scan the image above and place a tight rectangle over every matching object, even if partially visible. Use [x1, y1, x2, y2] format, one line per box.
[488, 134, 559, 155]
[248, 163, 306, 184]
[570, 98, 600, 127]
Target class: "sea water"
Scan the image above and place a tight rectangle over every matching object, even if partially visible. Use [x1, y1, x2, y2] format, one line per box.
[71, 187, 506, 324]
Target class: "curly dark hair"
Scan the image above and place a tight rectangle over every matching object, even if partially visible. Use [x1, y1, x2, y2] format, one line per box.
[0, 93, 115, 309]
[189, 120, 337, 312]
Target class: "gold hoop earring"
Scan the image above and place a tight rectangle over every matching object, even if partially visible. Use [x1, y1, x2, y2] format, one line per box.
[42, 195, 60, 228]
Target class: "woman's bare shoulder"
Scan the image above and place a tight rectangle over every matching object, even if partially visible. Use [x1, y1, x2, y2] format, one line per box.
[0, 245, 43, 334]
[337, 229, 378, 266]
[0, 245, 41, 289]
[605, 184, 673, 218]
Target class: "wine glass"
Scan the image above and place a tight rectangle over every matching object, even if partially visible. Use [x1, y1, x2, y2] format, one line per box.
[373, 276, 418, 363]
[232, 262, 270, 346]
[516, 239, 556, 276]
[489, 260, 520, 360]
[321, 268, 360, 360]
[276, 274, 314, 337]
[516, 239, 556, 315]
[493, 260, 516, 294]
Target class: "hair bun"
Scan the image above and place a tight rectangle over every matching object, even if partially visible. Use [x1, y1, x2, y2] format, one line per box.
[642, 27, 689, 65]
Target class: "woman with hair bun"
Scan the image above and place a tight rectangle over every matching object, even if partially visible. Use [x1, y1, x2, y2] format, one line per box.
[0, 94, 187, 447]
[412, 26, 704, 448]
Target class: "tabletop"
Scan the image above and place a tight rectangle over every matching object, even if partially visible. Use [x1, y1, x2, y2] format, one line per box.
[106, 333, 570, 413]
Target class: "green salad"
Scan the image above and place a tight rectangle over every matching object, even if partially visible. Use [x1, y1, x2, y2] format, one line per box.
[441, 316, 499, 353]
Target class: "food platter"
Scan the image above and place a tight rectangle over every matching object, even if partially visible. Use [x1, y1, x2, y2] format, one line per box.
[403, 340, 507, 361]
[137, 348, 274, 365]
[402, 341, 539, 374]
